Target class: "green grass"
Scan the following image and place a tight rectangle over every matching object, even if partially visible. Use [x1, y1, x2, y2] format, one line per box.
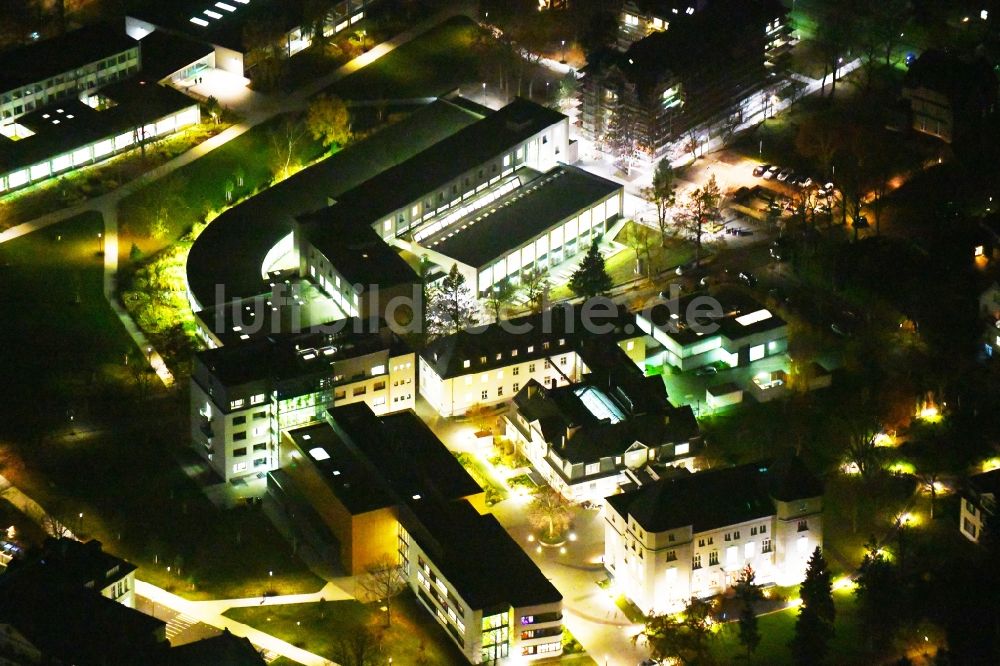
[712, 590, 867, 665]
[224, 591, 467, 664]
[0, 212, 131, 426]
[118, 112, 326, 250]
[324, 16, 483, 100]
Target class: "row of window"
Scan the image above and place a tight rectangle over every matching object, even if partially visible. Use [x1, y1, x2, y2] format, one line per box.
[462, 341, 567, 369]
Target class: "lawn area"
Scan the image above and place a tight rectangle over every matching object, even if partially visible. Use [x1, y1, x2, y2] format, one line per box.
[0, 212, 132, 430]
[712, 589, 867, 665]
[0, 215, 321, 600]
[324, 16, 483, 101]
[224, 591, 467, 664]
[117, 112, 326, 255]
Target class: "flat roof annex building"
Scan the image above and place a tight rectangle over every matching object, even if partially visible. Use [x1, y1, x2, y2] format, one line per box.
[271, 403, 563, 663]
[191, 318, 415, 482]
[127, 0, 377, 78]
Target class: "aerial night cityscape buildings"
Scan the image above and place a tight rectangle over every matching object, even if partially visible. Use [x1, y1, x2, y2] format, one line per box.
[5, 0, 1000, 664]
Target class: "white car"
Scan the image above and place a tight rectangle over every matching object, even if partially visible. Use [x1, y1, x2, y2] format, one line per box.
[763, 166, 780, 180]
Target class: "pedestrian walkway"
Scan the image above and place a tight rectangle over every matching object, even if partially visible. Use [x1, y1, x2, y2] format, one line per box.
[136, 580, 340, 666]
[0, 0, 478, 388]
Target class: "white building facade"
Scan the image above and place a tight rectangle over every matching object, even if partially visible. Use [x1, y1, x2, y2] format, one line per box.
[604, 458, 823, 614]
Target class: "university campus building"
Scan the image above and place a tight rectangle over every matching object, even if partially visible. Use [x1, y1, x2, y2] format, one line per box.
[271, 403, 564, 663]
[618, 0, 709, 50]
[0, 23, 202, 195]
[504, 341, 701, 503]
[959, 467, 1000, 544]
[190, 319, 415, 482]
[419, 305, 646, 418]
[604, 457, 823, 614]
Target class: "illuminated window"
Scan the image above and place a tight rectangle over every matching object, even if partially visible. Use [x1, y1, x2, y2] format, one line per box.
[675, 443, 689, 456]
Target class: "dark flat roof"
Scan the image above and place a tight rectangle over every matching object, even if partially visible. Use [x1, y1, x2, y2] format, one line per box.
[0, 22, 138, 92]
[404, 497, 562, 611]
[311, 98, 566, 233]
[644, 288, 786, 346]
[607, 457, 821, 533]
[186, 99, 482, 310]
[427, 164, 621, 268]
[130, 0, 307, 53]
[0, 79, 195, 174]
[422, 304, 639, 380]
[294, 218, 418, 290]
[286, 404, 482, 515]
[195, 318, 405, 388]
[138, 29, 214, 81]
[166, 631, 265, 665]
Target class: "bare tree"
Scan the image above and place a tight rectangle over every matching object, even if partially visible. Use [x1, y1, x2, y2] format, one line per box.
[528, 487, 571, 541]
[356, 556, 407, 628]
[520, 267, 550, 313]
[331, 623, 381, 666]
[679, 174, 721, 268]
[269, 114, 309, 180]
[641, 159, 676, 247]
[42, 514, 71, 538]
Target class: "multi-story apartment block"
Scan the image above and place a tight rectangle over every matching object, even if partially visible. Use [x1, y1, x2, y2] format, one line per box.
[618, 0, 710, 50]
[582, 0, 789, 158]
[0, 23, 139, 129]
[505, 341, 701, 502]
[419, 305, 646, 418]
[273, 403, 563, 663]
[11, 538, 138, 609]
[605, 457, 823, 614]
[959, 467, 1000, 543]
[191, 319, 415, 482]
[637, 290, 788, 371]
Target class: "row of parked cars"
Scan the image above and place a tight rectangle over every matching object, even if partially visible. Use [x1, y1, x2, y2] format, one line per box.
[752, 163, 813, 189]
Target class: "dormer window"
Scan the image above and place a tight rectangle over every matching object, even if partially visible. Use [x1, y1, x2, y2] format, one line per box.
[480, 356, 487, 364]
[463, 359, 471, 368]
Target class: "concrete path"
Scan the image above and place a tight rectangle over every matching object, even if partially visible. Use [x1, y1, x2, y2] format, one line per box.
[136, 580, 338, 666]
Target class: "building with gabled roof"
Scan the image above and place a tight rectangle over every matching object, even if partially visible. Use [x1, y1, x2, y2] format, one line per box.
[604, 457, 823, 613]
[504, 341, 700, 502]
[419, 304, 645, 417]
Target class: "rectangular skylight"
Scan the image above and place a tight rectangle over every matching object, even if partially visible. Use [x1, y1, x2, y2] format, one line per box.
[204, 9, 223, 19]
[215, 2, 236, 10]
[308, 447, 330, 461]
[735, 309, 773, 326]
[575, 386, 625, 424]
[190, 17, 209, 26]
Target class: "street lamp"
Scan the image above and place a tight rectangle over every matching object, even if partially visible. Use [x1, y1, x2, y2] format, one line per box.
[482, 82, 487, 105]
[97, 231, 103, 255]
[560, 40, 566, 64]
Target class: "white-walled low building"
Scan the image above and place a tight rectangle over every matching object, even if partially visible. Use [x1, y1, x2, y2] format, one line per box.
[604, 457, 823, 614]
[413, 164, 623, 295]
[637, 291, 788, 371]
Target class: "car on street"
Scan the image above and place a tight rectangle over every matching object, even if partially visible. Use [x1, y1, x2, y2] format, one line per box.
[763, 165, 780, 180]
[770, 239, 789, 261]
[695, 366, 718, 376]
[753, 163, 771, 177]
[777, 167, 794, 182]
[738, 270, 758, 287]
[795, 174, 813, 188]
[824, 181, 836, 193]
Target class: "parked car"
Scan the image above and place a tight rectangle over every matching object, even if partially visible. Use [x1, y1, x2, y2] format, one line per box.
[795, 175, 813, 188]
[770, 239, 788, 261]
[777, 167, 794, 182]
[763, 165, 780, 180]
[695, 366, 718, 376]
[823, 181, 836, 193]
[738, 270, 758, 287]
[753, 163, 771, 177]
